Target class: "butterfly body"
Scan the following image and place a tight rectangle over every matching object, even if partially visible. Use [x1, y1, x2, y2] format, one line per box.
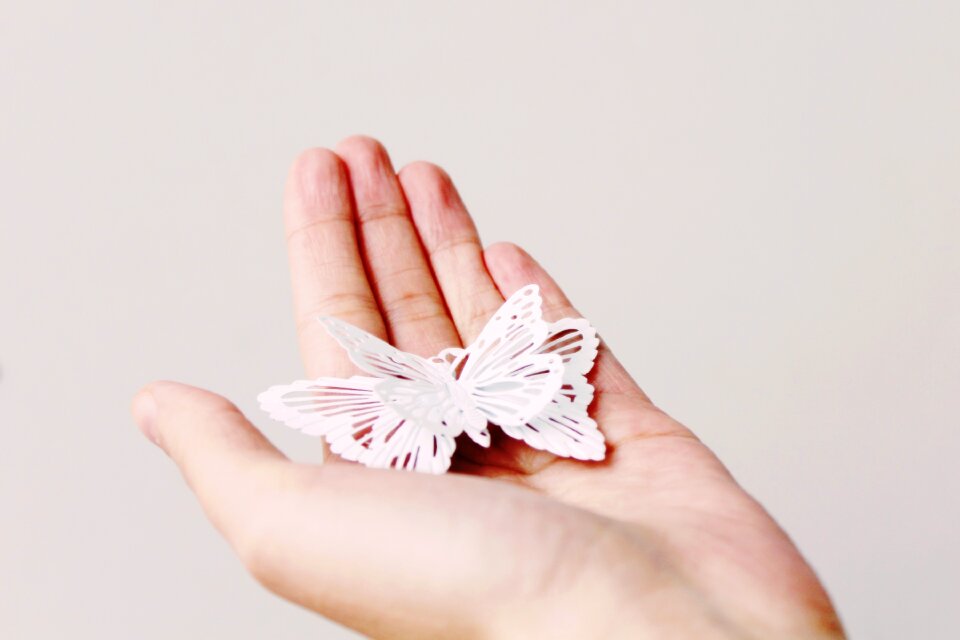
[374, 363, 485, 438]
[259, 285, 605, 473]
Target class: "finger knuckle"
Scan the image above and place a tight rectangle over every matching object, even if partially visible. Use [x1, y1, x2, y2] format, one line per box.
[382, 289, 447, 327]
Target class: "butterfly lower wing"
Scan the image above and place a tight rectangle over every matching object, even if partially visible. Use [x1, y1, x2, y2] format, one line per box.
[465, 353, 564, 427]
[257, 376, 456, 473]
[498, 377, 605, 460]
[497, 318, 607, 460]
[362, 414, 457, 474]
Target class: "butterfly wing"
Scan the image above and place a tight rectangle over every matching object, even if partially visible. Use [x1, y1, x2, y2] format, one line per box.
[455, 285, 564, 428]
[258, 376, 457, 474]
[259, 319, 463, 473]
[320, 317, 483, 440]
[497, 318, 606, 460]
[319, 316, 444, 382]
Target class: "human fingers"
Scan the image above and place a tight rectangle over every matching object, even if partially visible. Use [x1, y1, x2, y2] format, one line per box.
[334, 137, 460, 357]
[284, 148, 385, 378]
[398, 162, 504, 345]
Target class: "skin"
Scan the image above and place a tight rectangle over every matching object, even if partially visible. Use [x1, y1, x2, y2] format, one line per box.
[132, 136, 846, 639]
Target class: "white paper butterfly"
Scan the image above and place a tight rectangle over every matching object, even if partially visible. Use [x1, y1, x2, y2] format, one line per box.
[258, 285, 605, 473]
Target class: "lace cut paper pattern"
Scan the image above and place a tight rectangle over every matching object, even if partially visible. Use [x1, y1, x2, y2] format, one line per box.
[258, 285, 604, 473]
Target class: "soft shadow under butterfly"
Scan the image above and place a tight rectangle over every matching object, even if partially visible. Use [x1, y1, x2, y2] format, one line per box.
[259, 285, 605, 473]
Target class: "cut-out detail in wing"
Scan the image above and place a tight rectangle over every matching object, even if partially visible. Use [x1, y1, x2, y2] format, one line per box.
[498, 317, 606, 460]
[454, 285, 564, 428]
[258, 376, 456, 473]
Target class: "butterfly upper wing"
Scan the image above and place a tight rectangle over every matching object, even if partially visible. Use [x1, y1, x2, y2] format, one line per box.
[455, 285, 564, 428]
[319, 316, 444, 382]
[497, 318, 606, 460]
[258, 376, 457, 473]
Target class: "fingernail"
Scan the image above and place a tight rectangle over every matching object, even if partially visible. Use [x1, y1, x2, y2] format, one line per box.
[132, 390, 160, 446]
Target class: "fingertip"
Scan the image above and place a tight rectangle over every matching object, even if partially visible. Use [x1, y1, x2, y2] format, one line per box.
[285, 148, 350, 217]
[132, 381, 215, 449]
[397, 161, 456, 205]
[483, 242, 541, 293]
[335, 135, 407, 222]
[334, 135, 391, 166]
[335, 136, 396, 184]
[483, 241, 528, 267]
[399, 161, 474, 251]
[288, 147, 344, 184]
[397, 160, 448, 183]
[140, 379, 223, 406]
[132, 386, 159, 446]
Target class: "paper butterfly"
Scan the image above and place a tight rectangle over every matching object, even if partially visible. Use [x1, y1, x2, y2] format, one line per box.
[258, 285, 605, 473]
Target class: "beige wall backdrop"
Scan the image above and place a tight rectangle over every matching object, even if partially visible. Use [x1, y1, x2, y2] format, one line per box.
[2, 2, 957, 638]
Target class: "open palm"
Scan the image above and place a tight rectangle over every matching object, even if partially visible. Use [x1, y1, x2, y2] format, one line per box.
[134, 137, 844, 639]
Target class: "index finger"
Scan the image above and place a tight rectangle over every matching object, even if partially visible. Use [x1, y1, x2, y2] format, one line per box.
[284, 148, 386, 378]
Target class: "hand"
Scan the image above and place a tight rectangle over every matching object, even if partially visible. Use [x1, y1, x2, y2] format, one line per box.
[133, 137, 845, 639]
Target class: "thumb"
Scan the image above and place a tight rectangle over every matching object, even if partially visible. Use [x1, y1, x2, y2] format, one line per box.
[132, 380, 292, 551]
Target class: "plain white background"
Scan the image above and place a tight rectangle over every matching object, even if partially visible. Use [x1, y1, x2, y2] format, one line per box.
[1, 2, 957, 638]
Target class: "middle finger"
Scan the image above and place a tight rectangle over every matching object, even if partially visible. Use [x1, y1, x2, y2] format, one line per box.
[335, 136, 460, 357]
